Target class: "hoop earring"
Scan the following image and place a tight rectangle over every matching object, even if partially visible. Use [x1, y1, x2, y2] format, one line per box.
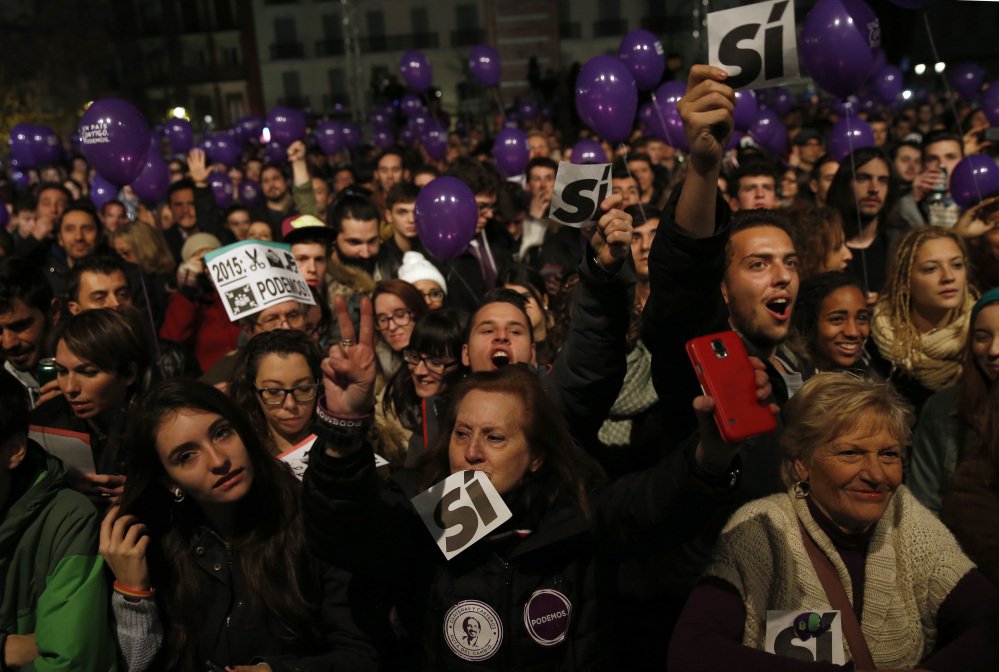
[173, 488, 186, 503]
[793, 480, 811, 499]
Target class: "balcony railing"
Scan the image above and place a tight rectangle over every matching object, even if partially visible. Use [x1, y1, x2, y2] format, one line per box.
[315, 38, 345, 56]
[559, 22, 582, 39]
[270, 42, 305, 59]
[359, 32, 439, 53]
[593, 18, 627, 37]
[277, 95, 311, 108]
[451, 28, 484, 47]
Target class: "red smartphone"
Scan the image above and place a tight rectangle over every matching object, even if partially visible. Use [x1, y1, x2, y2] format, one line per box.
[686, 331, 777, 443]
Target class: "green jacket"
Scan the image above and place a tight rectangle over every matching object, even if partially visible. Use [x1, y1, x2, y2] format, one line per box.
[0, 442, 117, 671]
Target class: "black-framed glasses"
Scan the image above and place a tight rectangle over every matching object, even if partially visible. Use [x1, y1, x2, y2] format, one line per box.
[375, 308, 413, 330]
[421, 288, 445, 302]
[403, 349, 457, 374]
[256, 309, 305, 330]
[255, 383, 319, 406]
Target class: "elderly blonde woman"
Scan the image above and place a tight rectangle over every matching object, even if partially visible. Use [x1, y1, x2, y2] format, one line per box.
[669, 372, 998, 671]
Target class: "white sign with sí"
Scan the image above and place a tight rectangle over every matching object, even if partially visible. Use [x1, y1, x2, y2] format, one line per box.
[412, 470, 512, 560]
[707, 0, 800, 90]
[549, 162, 612, 228]
[279, 434, 388, 481]
[764, 610, 845, 664]
[204, 240, 315, 322]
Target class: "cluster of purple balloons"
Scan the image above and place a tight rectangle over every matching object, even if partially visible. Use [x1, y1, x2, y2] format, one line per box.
[9, 124, 62, 168]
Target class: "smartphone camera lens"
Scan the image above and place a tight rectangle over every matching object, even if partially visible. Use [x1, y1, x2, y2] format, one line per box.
[711, 339, 728, 358]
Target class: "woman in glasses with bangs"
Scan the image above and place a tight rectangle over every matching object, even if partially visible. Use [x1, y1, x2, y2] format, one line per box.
[372, 279, 428, 380]
[228, 330, 322, 456]
[377, 308, 467, 467]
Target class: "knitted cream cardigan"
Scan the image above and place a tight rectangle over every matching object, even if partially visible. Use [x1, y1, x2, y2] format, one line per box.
[704, 486, 974, 668]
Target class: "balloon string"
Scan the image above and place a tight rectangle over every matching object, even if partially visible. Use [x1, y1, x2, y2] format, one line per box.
[649, 92, 678, 149]
[921, 10, 982, 204]
[843, 110, 872, 296]
[620, 145, 648, 223]
[491, 88, 506, 130]
[131, 237, 162, 361]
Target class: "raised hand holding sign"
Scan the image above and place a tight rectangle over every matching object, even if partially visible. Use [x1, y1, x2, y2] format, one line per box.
[412, 470, 513, 560]
[707, 0, 801, 90]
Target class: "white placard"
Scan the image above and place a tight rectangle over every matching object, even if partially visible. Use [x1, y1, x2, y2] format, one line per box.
[204, 240, 315, 322]
[707, 0, 801, 90]
[29, 425, 96, 474]
[279, 434, 388, 481]
[549, 162, 612, 228]
[764, 610, 845, 664]
[411, 470, 512, 560]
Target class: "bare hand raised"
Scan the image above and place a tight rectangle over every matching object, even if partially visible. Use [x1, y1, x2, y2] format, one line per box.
[677, 66, 735, 176]
[587, 193, 633, 271]
[321, 295, 377, 418]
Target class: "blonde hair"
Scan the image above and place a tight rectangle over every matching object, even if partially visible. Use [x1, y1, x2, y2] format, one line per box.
[878, 227, 969, 362]
[110, 221, 175, 275]
[779, 372, 914, 488]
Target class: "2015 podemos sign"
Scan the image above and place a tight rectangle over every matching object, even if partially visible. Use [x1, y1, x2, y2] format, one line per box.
[204, 240, 315, 321]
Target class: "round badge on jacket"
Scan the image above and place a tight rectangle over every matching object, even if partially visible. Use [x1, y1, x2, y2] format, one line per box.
[523, 589, 572, 646]
[443, 600, 503, 661]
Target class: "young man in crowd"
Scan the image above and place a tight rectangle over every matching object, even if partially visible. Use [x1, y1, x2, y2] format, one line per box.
[808, 155, 839, 207]
[252, 164, 296, 240]
[791, 127, 826, 173]
[12, 183, 70, 262]
[100, 200, 129, 233]
[892, 139, 923, 195]
[378, 182, 423, 279]
[516, 157, 557, 263]
[898, 131, 965, 229]
[726, 160, 781, 211]
[371, 149, 406, 213]
[44, 204, 102, 302]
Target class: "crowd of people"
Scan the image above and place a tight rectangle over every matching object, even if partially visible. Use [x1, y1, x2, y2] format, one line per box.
[1, 58, 998, 671]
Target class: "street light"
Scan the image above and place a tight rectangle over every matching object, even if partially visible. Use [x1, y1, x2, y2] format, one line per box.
[934, 62, 946, 73]
[914, 64, 926, 75]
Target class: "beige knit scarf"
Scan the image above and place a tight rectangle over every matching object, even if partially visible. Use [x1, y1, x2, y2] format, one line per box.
[871, 293, 974, 392]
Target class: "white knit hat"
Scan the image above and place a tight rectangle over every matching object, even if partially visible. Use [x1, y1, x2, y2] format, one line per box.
[397, 251, 447, 295]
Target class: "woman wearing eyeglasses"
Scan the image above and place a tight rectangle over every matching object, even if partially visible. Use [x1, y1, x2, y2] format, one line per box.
[372, 280, 428, 380]
[228, 330, 322, 456]
[378, 309, 467, 466]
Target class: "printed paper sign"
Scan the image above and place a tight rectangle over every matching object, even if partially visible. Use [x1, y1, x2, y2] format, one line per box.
[29, 425, 96, 474]
[764, 610, 845, 664]
[411, 470, 512, 560]
[707, 0, 801, 90]
[549, 162, 612, 228]
[279, 434, 388, 481]
[204, 240, 315, 321]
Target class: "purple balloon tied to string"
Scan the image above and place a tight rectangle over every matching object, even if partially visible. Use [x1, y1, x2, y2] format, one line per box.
[871, 65, 903, 104]
[647, 96, 688, 151]
[164, 119, 195, 156]
[415, 176, 478, 261]
[209, 172, 235, 209]
[400, 50, 432, 92]
[371, 107, 394, 130]
[341, 122, 361, 150]
[90, 174, 118, 210]
[733, 90, 758, 132]
[518, 100, 538, 121]
[238, 179, 262, 209]
[493, 127, 530, 177]
[798, 0, 879, 99]
[727, 130, 744, 151]
[400, 94, 425, 119]
[234, 116, 264, 146]
[265, 107, 307, 147]
[767, 87, 794, 116]
[373, 128, 396, 149]
[653, 80, 686, 107]
[575, 55, 638, 144]
[618, 29, 665, 90]
[421, 122, 448, 162]
[209, 134, 242, 167]
[749, 109, 789, 156]
[469, 45, 502, 88]
[316, 120, 343, 156]
[130, 154, 171, 203]
[9, 123, 38, 168]
[571, 139, 608, 165]
[950, 155, 999, 211]
[951, 63, 987, 100]
[10, 171, 30, 189]
[263, 141, 286, 164]
[79, 98, 152, 186]
[828, 116, 875, 162]
[30, 126, 62, 166]
[399, 125, 416, 146]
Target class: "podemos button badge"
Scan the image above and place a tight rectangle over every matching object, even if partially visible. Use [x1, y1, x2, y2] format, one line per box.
[523, 589, 572, 646]
[443, 600, 503, 661]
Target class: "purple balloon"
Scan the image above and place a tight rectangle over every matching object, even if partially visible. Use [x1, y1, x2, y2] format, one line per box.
[422, 122, 447, 162]
[983, 80, 999, 126]
[341, 122, 361, 150]
[238, 179, 262, 209]
[951, 155, 999, 210]
[571, 139, 608, 165]
[415, 176, 477, 261]
[399, 125, 416, 146]
[518, 100, 539, 121]
[642, 100, 687, 151]
[575, 55, 638, 144]
[263, 141, 286, 164]
[90, 174, 118, 210]
[234, 116, 264, 146]
[130, 154, 170, 203]
[316, 120, 344, 156]
[10, 171, 30, 189]
[401, 94, 425, 119]
[618, 29, 665, 90]
[871, 48, 887, 75]
[209, 172, 235, 209]
[373, 128, 396, 149]
[9, 124, 39, 168]
[208, 134, 241, 167]
[767, 87, 794, 116]
[79, 98, 151, 186]
[653, 80, 686, 107]
[371, 107, 394, 129]
[31, 126, 61, 165]
[469, 45, 501, 88]
[266, 106, 306, 147]
[828, 116, 874, 162]
[400, 50, 432, 93]
[164, 119, 194, 155]
[733, 90, 758, 132]
[493, 128, 529, 177]
[410, 113, 431, 136]
[872, 65, 903, 104]
[727, 130, 744, 151]
[749, 109, 788, 156]
[951, 63, 986, 100]
[799, 0, 879, 99]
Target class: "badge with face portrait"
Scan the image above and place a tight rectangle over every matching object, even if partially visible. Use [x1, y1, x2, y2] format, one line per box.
[443, 600, 503, 662]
